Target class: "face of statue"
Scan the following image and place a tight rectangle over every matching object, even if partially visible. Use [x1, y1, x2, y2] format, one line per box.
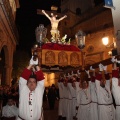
[52, 16, 56, 21]
[27, 78, 37, 91]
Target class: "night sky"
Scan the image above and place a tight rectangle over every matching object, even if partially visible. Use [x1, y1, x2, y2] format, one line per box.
[16, 0, 60, 52]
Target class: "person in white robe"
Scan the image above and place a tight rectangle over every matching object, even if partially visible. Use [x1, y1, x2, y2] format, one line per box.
[111, 57, 120, 120]
[95, 64, 115, 120]
[86, 67, 98, 120]
[17, 56, 45, 120]
[76, 71, 91, 120]
[70, 74, 77, 119]
[67, 72, 77, 120]
[2, 97, 18, 120]
[58, 76, 64, 120]
[74, 70, 81, 120]
[61, 75, 69, 120]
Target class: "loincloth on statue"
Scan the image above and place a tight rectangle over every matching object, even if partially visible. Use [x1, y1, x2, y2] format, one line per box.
[50, 29, 59, 34]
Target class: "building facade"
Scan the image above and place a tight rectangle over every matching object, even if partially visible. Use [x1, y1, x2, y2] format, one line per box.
[60, 3, 114, 66]
[0, 0, 19, 85]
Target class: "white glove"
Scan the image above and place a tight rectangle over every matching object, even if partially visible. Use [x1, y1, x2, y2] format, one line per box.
[29, 56, 38, 65]
[111, 56, 117, 63]
[117, 59, 120, 64]
[85, 70, 90, 78]
[103, 65, 107, 71]
[77, 70, 80, 75]
[85, 70, 89, 75]
[111, 56, 115, 63]
[90, 66, 95, 71]
[71, 71, 74, 75]
[64, 74, 66, 78]
[99, 63, 103, 71]
[117, 61, 120, 64]
[68, 73, 71, 78]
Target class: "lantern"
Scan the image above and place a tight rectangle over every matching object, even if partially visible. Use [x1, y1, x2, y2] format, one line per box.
[75, 30, 86, 50]
[35, 24, 47, 47]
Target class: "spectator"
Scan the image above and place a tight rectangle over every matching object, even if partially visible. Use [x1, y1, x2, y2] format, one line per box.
[2, 97, 18, 120]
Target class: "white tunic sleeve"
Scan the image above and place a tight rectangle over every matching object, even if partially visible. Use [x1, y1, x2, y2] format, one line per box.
[95, 74, 102, 101]
[19, 77, 28, 93]
[104, 73, 111, 92]
[19, 68, 32, 92]
[75, 82, 81, 106]
[67, 83, 73, 95]
[112, 69, 120, 105]
[75, 82, 81, 92]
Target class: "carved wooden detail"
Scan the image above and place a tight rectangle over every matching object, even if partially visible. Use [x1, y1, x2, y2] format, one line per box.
[40, 49, 81, 67]
[70, 52, 80, 67]
[45, 51, 55, 65]
[58, 51, 68, 66]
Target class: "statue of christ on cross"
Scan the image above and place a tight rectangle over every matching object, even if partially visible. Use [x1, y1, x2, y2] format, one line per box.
[42, 10, 67, 42]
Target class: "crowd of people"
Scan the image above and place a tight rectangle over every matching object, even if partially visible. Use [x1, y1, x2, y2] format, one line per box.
[2, 55, 120, 120]
[58, 56, 120, 120]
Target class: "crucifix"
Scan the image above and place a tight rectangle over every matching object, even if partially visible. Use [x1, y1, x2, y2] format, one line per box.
[37, 9, 67, 42]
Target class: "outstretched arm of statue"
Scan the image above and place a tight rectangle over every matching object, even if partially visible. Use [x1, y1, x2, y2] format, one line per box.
[58, 15, 67, 22]
[42, 10, 51, 20]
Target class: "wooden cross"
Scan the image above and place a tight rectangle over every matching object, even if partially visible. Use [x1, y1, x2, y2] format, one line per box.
[37, 9, 68, 19]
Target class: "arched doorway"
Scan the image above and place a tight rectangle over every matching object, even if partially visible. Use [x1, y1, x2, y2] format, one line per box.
[0, 48, 5, 85]
[0, 45, 10, 85]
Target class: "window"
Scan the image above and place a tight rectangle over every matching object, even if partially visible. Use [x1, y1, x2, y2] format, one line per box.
[76, 8, 81, 15]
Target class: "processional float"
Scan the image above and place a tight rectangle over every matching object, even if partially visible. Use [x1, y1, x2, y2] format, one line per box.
[32, 10, 86, 73]
[32, 10, 120, 76]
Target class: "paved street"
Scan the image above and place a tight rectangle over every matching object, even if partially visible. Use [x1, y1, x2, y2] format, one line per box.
[43, 100, 58, 120]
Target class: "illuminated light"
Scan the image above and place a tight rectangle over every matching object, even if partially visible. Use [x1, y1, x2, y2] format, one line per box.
[108, 51, 112, 56]
[34, 44, 38, 48]
[102, 37, 109, 46]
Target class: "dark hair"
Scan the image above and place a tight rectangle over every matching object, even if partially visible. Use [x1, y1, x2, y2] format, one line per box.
[28, 74, 37, 82]
[51, 84, 55, 87]
[7, 96, 14, 101]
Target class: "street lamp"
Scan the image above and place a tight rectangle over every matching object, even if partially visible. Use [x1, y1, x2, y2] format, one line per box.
[102, 36, 118, 56]
[75, 30, 86, 70]
[32, 24, 47, 66]
[75, 30, 86, 50]
[102, 36, 109, 46]
[35, 24, 47, 48]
